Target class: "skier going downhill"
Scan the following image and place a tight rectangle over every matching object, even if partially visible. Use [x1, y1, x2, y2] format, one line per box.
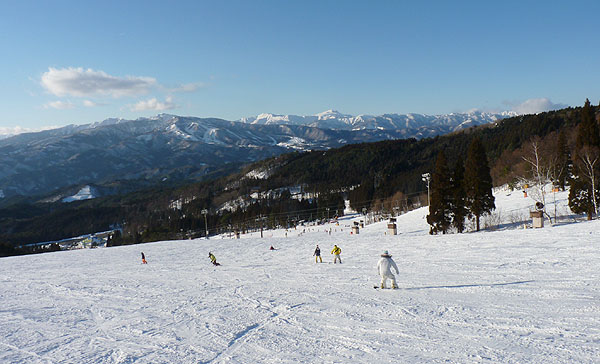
[377, 250, 399, 289]
[331, 244, 342, 264]
[141, 252, 147, 264]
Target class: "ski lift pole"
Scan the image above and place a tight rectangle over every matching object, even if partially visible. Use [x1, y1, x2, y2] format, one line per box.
[202, 209, 209, 239]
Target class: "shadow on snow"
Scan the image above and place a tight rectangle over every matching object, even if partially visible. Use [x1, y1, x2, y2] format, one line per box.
[404, 280, 534, 290]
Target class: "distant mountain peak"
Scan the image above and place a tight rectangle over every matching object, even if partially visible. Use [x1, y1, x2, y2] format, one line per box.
[315, 109, 347, 119]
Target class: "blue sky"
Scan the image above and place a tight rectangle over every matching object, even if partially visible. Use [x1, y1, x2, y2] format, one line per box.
[1, 0, 598, 131]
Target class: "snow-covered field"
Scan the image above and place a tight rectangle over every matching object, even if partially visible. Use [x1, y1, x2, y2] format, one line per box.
[1, 189, 599, 363]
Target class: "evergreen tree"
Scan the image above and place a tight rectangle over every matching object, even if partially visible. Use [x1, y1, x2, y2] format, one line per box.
[450, 159, 467, 233]
[568, 164, 595, 218]
[569, 99, 600, 220]
[555, 130, 570, 191]
[426, 151, 452, 234]
[575, 99, 599, 149]
[464, 138, 495, 231]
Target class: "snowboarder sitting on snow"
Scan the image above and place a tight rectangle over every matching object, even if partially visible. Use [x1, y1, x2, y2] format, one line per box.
[314, 244, 322, 263]
[331, 244, 342, 264]
[208, 252, 220, 266]
[377, 250, 399, 289]
[270, 245, 276, 250]
[141, 252, 147, 264]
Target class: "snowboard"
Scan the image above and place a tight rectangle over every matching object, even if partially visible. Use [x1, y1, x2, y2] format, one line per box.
[373, 286, 398, 289]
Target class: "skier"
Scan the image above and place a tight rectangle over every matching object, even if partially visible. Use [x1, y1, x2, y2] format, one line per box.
[313, 244, 322, 263]
[141, 252, 147, 264]
[331, 244, 342, 264]
[208, 252, 220, 266]
[269, 245, 276, 250]
[377, 250, 399, 289]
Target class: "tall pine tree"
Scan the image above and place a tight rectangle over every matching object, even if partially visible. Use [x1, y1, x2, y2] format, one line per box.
[464, 138, 495, 231]
[575, 99, 599, 149]
[450, 159, 467, 233]
[426, 151, 452, 234]
[569, 99, 600, 220]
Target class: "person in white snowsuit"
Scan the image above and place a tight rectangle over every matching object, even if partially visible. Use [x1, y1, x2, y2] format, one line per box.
[377, 250, 399, 289]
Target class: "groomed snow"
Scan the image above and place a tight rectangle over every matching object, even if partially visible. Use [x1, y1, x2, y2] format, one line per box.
[1, 189, 599, 363]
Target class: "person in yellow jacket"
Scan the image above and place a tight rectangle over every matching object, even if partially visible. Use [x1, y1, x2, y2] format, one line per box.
[331, 244, 342, 264]
[208, 252, 220, 266]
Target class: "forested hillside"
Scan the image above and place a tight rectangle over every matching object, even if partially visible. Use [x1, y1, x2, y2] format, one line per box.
[1, 102, 596, 255]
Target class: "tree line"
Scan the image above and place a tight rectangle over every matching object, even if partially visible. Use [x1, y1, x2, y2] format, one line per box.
[426, 138, 495, 234]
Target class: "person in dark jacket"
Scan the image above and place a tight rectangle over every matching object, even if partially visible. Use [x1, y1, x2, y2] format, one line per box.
[313, 245, 322, 263]
[141, 252, 147, 264]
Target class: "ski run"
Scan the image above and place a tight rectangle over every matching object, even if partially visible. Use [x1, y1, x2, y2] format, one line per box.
[1, 188, 599, 363]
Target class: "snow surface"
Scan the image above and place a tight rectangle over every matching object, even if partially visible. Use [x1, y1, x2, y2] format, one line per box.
[1, 189, 599, 363]
[62, 185, 96, 203]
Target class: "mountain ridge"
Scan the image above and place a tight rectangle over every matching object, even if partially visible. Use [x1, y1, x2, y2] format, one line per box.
[0, 110, 514, 198]
[238, 109, 516, 131]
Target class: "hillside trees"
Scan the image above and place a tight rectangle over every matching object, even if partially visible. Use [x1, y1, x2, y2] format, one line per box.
[464, 138, 495, 231]
[349, 177, 375, 212]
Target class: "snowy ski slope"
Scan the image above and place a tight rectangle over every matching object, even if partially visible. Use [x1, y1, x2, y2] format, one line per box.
[0, 189, 599, 363]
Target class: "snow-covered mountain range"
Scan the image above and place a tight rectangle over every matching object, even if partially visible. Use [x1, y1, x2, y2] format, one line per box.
[0, 110, 513, 198]
[239, 109, 516, 131]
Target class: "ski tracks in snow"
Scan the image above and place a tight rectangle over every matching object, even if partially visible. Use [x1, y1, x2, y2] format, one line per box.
[202, 285, 309, 363]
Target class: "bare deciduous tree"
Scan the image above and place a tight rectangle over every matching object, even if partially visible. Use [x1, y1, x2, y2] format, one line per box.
[521, 137, 559, 223]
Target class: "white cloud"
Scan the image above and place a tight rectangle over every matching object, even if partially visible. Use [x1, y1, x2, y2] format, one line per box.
[509, 98, 567, 115]
[43, 100, 75, 110]
[167, 82, 206, 93]
[0, 125, 58, 138]
[41, 67, 156, 98]
[0, 126, 34, 137]
[131, 96, 176, 111]
[83, 100, 106, 107]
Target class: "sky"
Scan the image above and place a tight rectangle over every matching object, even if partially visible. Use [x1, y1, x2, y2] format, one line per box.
[1, 0, 599, 132]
